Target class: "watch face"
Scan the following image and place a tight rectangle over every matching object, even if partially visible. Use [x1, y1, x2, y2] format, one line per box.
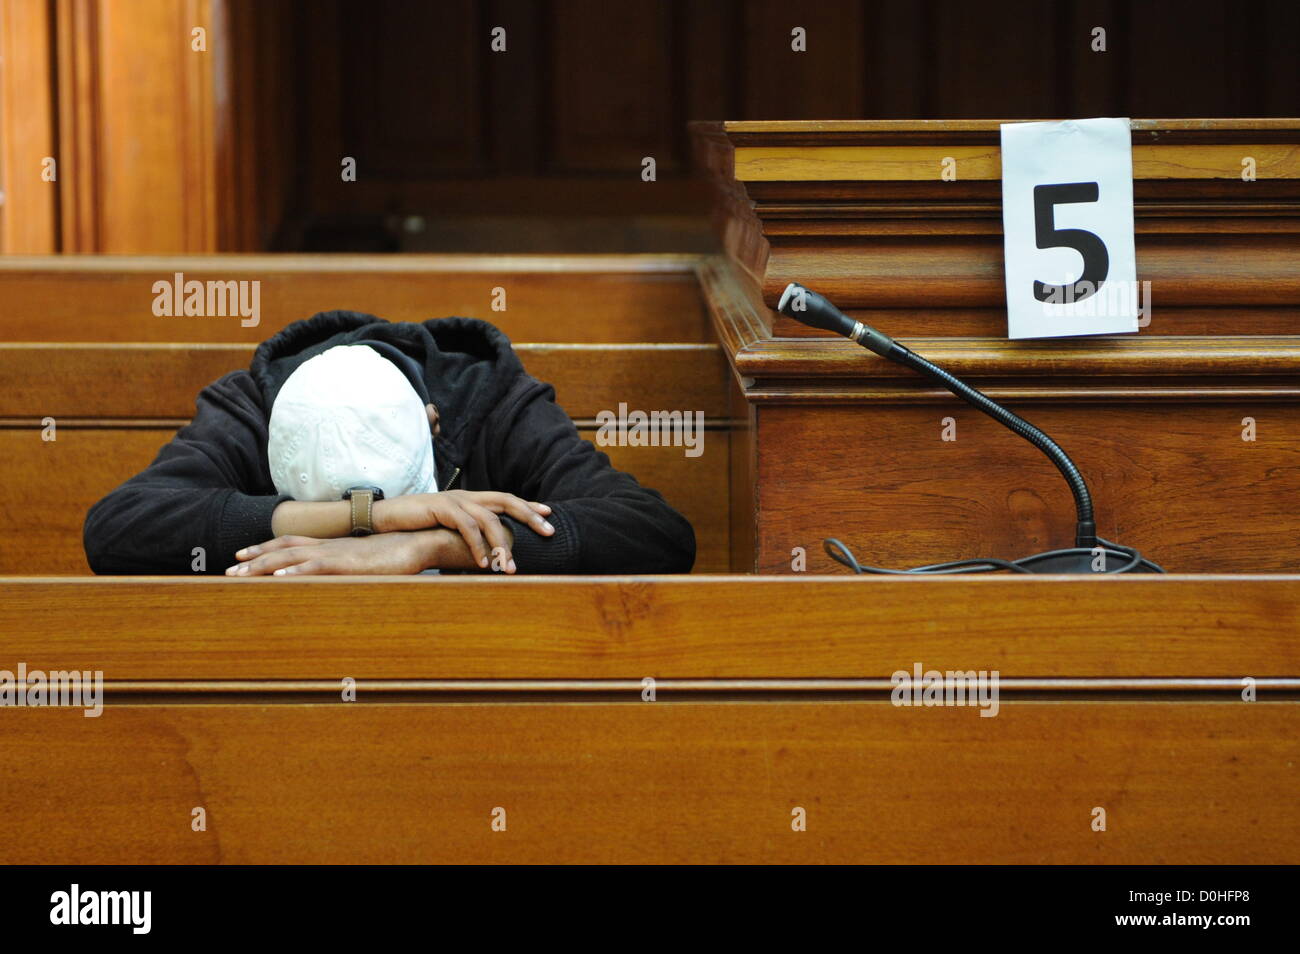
[343, 485, 385, 501]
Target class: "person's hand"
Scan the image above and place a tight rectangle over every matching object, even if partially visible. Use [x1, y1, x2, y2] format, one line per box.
[226, 533, 433, 577]
[373, 490, 553, 570]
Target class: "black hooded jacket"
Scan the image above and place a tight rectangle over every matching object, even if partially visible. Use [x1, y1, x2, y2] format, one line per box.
[83, 311, 696, 575]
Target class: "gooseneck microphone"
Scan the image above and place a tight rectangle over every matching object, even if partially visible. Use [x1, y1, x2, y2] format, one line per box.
[777, 282, 1162, 575]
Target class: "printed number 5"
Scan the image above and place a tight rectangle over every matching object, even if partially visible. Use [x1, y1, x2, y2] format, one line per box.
[1032, 182, 1109, 303]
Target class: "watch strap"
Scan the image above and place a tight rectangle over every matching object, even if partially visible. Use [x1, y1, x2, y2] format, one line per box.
[348, 489, 377, 536]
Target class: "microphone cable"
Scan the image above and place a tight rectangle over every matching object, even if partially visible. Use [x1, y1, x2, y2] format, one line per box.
[776, 281, 1165, 575]
[823, 536, 1164, 576]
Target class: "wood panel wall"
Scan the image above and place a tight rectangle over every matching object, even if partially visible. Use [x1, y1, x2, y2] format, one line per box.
[1, 0, 1295, 253]
[296, 0, 1300, 231]
[0, 0, 295, 253]
[0, 0, 60, 252]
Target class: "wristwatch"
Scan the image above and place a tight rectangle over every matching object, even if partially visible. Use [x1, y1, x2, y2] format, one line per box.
[342, 486, 385, 536]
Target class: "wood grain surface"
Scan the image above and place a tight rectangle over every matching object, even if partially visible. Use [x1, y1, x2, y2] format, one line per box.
[0, 254, 711, 343]
[753, 402, 1300, 574]
[0, 0, 60, 253]
[0, 701, 1294, 863]
[1, 576, 1297, 678]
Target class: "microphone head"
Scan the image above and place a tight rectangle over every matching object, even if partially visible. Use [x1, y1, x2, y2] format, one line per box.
[777, 282, 803, 315]
[775, 282, 857, 339]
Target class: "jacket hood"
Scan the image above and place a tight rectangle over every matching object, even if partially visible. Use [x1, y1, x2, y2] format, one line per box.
[250, 310, 525, 482]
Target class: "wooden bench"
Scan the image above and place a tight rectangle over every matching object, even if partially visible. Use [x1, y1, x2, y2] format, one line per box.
[1, 575, 1295, 863]
[0, 255, 735, 573]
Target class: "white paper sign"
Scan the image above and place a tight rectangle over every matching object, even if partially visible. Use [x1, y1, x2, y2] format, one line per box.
[1000, 118, 1138, 339]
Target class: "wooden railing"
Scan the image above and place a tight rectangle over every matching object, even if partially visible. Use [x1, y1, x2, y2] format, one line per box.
[0, 575, 1296, 863]
[0, 254, 713, 342]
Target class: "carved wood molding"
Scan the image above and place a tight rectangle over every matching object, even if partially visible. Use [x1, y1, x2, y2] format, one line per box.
[693, 119, 1300, 403]
[698, 252, 1300, 404]
[720, 118, 1300, 147]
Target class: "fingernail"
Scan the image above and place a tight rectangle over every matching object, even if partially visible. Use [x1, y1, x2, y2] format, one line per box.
[508, 560, 516, 573]
[273, 568, 286, 576]
[225, 566, 237, 575]
[236, 564, 249, 575]
[542, 521, 554, 533]
[479, 557, 488, 568]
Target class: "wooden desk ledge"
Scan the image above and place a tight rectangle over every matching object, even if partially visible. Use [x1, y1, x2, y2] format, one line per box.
[2, 574, 1298, 681]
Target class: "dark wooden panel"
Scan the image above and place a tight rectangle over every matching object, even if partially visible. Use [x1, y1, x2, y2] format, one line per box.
[344, 0, 483, 176]
[549, 0, 676, 173]
[754, 402, 1300, 574]
[740, 0, 865, 121]
[681, 0, 737, 129]
[1125, 0, 1236, 118]
[929, 0, 1063, 119]
[1260, 0, 1300, 116]
[485, 0, 544, 172]
[863, 1, 927, 119]
[1, 701, 1295, 863]
[223, 0, 300, 251]
[3, 576, 1298, 678]
[0, 426, 729, 574]
[1060, 0, 1123, 117]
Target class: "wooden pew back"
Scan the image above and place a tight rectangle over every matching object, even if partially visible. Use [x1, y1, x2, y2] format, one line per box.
[0, 254, 712, 342]
[0, 575, 1295, 863]
[0, 255, 733, 573]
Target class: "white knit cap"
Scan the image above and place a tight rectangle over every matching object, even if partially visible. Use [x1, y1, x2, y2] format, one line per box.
[268, 344, 437, 501]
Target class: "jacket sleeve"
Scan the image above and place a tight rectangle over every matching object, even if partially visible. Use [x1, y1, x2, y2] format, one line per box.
[83, 371, 292, 574]
[489, 379, 696, 574]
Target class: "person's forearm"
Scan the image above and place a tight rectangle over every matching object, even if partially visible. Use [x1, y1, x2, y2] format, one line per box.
[413, 526, 515, 571]
[269, 502, 518, 571]
[269, 497, 453, 538]
[271, 500, 353, 538]
[413, 528, 491, 571]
